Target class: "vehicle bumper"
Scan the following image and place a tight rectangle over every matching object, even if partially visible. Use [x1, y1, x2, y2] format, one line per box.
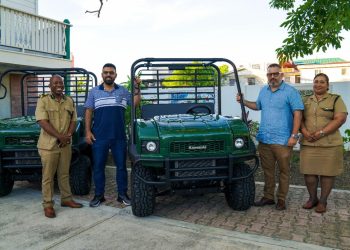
[129, 144, 259, 186]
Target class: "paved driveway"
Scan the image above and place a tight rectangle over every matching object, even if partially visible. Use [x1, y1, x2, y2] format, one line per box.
[76, 166, 350, 249]
[6, 166, 350, 249]
[0, 186, 330, 250]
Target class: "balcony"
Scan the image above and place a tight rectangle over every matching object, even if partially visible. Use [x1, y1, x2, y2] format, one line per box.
[0, 4, 70, 59]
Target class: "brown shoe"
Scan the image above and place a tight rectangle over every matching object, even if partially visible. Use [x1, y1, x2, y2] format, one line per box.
[302, 199, 318, 209]
[61, 200, 83, 208]
[254, 197, 275, 206]
[315, 202, 327, 213]
[44, 207, 56, 218]
[275, 199, 286, 210]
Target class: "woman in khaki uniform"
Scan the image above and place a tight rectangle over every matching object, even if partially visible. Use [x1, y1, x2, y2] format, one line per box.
[300, 73, 348, 213]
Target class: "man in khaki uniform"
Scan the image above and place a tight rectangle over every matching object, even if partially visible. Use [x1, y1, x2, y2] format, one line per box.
[35, 75, 83, 218]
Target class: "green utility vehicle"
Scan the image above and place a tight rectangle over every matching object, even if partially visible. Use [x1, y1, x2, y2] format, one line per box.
[128, 58, 259, 217]
[0, 68, 96, 197]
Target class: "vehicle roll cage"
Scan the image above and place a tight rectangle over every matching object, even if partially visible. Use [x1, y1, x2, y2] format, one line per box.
[129, 58, 247, 144]
[0, 68, 97, 116]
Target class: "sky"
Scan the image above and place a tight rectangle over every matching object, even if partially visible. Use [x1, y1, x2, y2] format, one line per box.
[39, 0, 350, 82]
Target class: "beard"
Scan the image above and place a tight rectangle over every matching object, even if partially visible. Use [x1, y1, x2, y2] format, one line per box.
[104, 78, 114, 85]
[268, 79, 280, 88]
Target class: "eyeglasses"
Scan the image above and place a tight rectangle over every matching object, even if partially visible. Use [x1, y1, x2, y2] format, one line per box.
[266, 72, 281, 77]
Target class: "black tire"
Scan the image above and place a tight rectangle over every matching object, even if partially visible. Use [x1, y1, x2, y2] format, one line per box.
[70, 155, 92, 195]
[0, 170, 14, 197]
[131, 163, 156, 217]
[225, 163, 255, 210]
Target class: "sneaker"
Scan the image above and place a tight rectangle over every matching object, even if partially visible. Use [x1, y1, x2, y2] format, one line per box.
[89, 195, 106, 207]
[117, 194, 131, 206]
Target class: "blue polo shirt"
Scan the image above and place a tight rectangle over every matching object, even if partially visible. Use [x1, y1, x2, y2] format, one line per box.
[84, 83, 131, 140]
[256, 82, 304, 145]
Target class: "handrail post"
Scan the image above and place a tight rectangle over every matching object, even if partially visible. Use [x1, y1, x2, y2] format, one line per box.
[64, 19, 70, 60]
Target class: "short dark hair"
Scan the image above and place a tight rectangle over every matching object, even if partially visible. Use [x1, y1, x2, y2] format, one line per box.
[103, 63, 116, 70]
[267, 63, 281, 70]
[314, 73, 329, 84]
[49, 74, 63, 84]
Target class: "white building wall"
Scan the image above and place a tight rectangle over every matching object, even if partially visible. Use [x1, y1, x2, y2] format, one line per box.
[0, 0, 38, 14]
[299, 64, 350, 83]
[0, 75, 10, 118]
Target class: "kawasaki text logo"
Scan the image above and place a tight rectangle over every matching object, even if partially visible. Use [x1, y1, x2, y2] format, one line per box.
[20, 139, 36, 144]
[189, 145, 207, 150]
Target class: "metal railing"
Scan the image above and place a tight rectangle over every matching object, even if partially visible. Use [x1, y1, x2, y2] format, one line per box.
[0, 5, 70, 58]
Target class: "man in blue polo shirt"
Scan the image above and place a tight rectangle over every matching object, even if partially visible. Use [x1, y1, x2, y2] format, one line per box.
[85, 63, 141, 207]
[236, 63, 303, 210]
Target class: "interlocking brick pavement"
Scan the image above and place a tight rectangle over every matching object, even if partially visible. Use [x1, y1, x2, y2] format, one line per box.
[20, 165, 350, 249]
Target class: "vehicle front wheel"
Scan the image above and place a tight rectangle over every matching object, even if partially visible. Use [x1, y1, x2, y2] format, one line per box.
[131, 163, 156, 217]
[70, 155, 92, 195]
[0, 170, 14, 197]
[225, 163, 255, 210]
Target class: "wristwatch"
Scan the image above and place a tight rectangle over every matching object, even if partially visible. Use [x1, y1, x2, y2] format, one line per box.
[320, 130, 325, 137]
[291, 134, 299, 139]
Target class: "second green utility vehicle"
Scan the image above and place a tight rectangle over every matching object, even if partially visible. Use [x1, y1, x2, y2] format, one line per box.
[0, 68, 96, 197]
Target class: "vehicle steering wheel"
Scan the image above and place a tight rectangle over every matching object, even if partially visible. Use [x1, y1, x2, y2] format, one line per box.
[186, 104, 212, 115]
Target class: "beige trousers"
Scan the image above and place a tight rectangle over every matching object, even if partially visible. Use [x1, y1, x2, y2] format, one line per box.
[39, 145, 72, 208]
[258, 143, 293, 201]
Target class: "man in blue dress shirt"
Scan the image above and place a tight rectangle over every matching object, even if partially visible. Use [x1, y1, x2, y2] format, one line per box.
[237, 63, 304, 210]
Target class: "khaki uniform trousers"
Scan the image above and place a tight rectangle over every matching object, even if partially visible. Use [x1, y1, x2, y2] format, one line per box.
[258, 143, 292, 201]
[39, 145, 72, 208]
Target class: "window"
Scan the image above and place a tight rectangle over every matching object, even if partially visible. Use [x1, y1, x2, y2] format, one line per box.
[247, 78, 255, 85]
[341, 68, 347, 75]
[315, 69, 322, 75]
[251, 64, 260, 69]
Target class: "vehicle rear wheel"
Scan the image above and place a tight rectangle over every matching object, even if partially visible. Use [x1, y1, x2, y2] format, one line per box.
[0, 170, 14, 197]
[225, 163, 255, 210]
[131, 163, 156, 217]
[70, 155, 92, 195]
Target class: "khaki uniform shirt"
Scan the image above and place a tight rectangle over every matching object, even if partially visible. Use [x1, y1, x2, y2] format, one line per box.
[35, 93, 77, 150]
[300, 93, 347, 147]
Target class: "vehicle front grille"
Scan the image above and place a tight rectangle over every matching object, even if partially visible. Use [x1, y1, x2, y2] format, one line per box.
[173, 159, 216, 177]
[170, 140, 224, 154]
[1, 150, 41, 168]
[5, 136, 39, 146]
[15, 151, 41, 165]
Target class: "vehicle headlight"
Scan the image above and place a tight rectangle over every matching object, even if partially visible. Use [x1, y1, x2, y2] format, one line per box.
[141, 140, 159, 153]
[146, 141, 157, 151]
[234, 138, 245, 149]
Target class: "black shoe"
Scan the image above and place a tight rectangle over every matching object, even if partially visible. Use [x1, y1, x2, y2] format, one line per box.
[117, 194, 131, 206]
[89, 195, 106, 207]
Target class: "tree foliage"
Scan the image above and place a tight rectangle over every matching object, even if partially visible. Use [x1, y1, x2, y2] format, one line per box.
[162, 64, 229, 87]
[270, 0, 350, 62]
